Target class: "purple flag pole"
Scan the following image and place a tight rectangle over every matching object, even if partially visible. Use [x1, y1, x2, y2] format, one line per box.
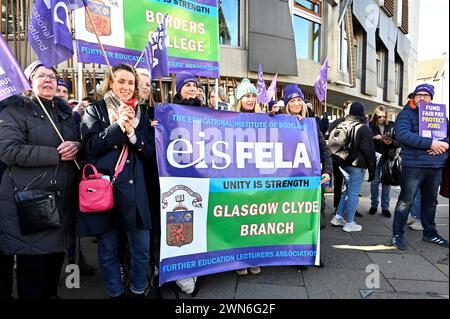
[265, 73, 278, 103]
[148, 14, 169, 79]
[314, 58, 328, 108]
[257, 64, 267, 104]
[28, 0, 86, 67]
[0, 34, 31, 102]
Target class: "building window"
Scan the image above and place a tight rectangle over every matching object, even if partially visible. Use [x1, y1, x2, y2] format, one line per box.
[400, 0, 409, 34]
[376, 41, 387, 88]
[218, 0, 240, 47]
[294, 0, 322, 16]
[339, 25, 349, 73]
[292, 0, 322, 62]
[381, 0, 395, 17]
[395, 59, 403, 97]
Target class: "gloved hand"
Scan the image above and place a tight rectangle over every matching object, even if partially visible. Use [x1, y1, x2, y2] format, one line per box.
[367, 172, 375, 183]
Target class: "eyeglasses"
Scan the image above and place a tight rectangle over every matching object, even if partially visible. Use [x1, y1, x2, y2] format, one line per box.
[34, 74, 57, 81]
[415, 93, 431, 98]
[378, 115, 387, 118]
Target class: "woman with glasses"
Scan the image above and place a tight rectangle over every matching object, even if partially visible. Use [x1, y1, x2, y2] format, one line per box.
[368, 106, 399, 218]
[0, 61, 81, 299]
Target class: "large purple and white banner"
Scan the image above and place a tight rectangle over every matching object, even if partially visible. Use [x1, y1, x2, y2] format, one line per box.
[419, 102, 448, 140]
[74, 0, 219, 78]
[155, 104, 322, 285]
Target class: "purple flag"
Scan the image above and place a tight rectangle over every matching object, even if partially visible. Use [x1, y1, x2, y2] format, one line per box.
[143, 14, 170, 79]
[257, 64, 268, 104]
[314, 59, 328, 102]
[0, 34, 31, 102]
[265, 73, 278, 103]
[28, 0, 86, 67]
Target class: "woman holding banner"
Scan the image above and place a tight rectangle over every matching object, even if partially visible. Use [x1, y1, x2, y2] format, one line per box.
[0, 61, 81, 299]
[232, 78, 264, 276]
[283, 84, 332, 269]
[79, 63, 155, 299]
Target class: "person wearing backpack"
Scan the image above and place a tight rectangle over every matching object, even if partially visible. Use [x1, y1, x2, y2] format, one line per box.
[328, 102, 376, 232]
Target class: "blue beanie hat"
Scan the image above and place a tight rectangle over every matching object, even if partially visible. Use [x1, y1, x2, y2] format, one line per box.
[176, 72, 198, 95]
[283, 84, 304, 106]
[412, 84, 435, 99]
[268, 100, 277, 111]
[349, 101, 365, 117]
[235, 78, 257, 103]
[57, 79, 68, 89]
[303, 98, 311, 105]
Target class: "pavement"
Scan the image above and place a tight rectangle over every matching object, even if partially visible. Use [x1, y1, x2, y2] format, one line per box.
[12, 180, 449, 300]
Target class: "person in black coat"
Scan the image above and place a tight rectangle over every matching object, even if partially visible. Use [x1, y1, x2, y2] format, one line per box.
[319, 112, 330, 136]
[79, 63, 155, 299]
[136, 68, 161, 277]
[368, 105, 399, 218]
[330, 102, 376, 232]
[0, 61, 81, 299]
[283, 84, 332, 269]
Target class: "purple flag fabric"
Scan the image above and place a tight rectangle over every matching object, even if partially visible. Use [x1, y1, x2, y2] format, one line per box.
[68, 0, 88, 10]
[28, 0, 86, 67]
[0, 34, 31, 102]
[314, 59, 328, 102]
[257, 64, 268, 104]
[143, 14, 170, 79]
[265, 73, 278, 103]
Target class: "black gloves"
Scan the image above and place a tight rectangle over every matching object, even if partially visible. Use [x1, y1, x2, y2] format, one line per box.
[368, 172, 375, 183]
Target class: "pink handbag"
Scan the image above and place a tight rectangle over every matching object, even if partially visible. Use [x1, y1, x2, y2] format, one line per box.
[79, 145, 128, 213]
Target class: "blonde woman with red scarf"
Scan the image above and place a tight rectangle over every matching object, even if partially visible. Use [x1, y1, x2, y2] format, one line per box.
[79, 63, 155, 299]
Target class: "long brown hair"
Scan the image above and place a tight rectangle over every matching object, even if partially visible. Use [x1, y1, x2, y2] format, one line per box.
[101, 63, 139, 99]
[370, 105, 388, 126]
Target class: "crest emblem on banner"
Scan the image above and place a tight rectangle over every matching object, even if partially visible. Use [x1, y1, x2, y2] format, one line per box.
[166, 195, 193, 247]
[162, 186, 203, 248]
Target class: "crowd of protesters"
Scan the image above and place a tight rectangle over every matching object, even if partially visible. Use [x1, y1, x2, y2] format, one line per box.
[0, 61, 448, 300]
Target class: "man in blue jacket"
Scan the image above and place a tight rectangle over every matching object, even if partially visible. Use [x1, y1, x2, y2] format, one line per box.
[392, 84, 449, 249]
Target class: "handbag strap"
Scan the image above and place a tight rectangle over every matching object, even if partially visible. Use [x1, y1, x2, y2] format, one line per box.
[81, 164, 102, 181]
[9, 164, 59, 192]
[112, 145, 128, 184]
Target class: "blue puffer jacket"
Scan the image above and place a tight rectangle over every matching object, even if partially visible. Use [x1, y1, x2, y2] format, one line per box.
[395, 102, 449, 168]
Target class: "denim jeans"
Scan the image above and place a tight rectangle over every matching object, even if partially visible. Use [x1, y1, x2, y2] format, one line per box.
[335, 166, 366, 223]
[97, 228, 150, 297]
[409, 191, 421, 220]
[393, 166, 442, 238]
[370, 160, 391, 210]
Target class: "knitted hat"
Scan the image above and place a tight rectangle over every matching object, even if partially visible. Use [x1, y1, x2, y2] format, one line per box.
[235, 78, 257, 103]
[268, 100, 278, 111]
[349, 101, 365, 117]
[176, 71, 198, 95]
[283, 84, 304, 106]
[303, 98, 312, 105]
[24, 60, 44, 81]
[57, 79, 68, 89]
[412, 84, 435, 99]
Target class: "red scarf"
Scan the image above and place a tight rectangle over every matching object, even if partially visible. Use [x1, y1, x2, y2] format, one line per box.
[124, 98, 138, 111]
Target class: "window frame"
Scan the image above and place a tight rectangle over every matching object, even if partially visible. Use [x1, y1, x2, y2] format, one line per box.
[293, 0, 322, 19]
[218, 0, 243, 48]
[291, 0, 323, 62]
